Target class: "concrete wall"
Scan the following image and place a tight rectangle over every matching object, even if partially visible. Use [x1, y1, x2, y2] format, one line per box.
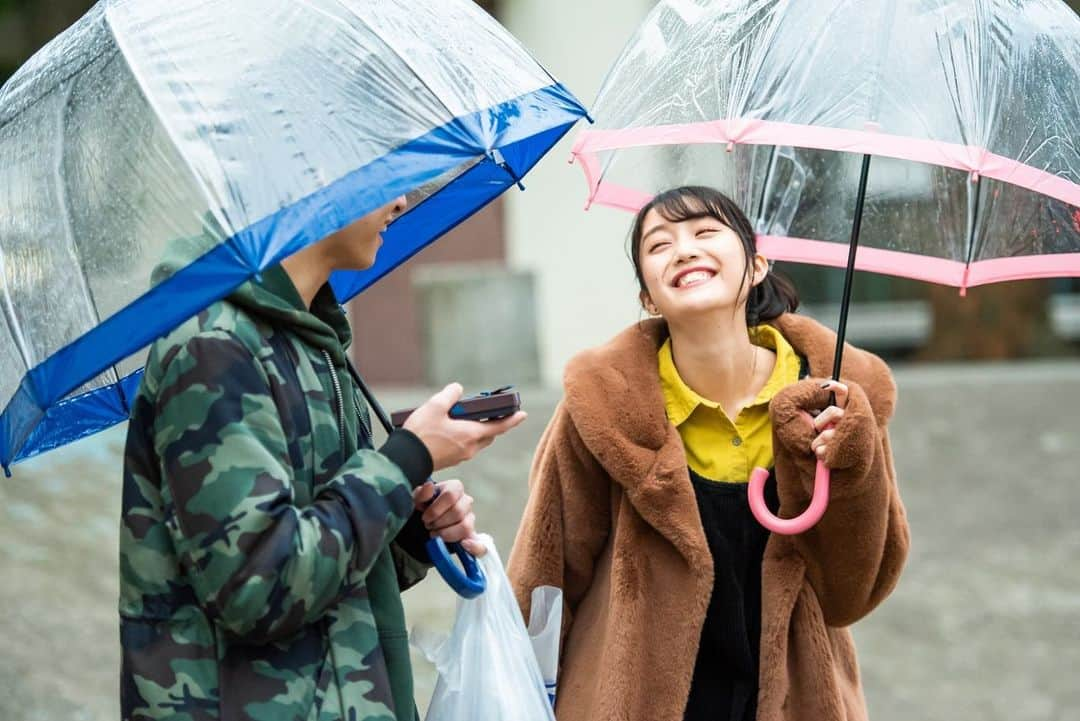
[413, 262, 541, 387]
[501, 0, 655, 386]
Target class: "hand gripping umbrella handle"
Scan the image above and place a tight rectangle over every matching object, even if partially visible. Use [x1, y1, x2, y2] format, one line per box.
[344, 361, 488, 599]
[419, 483, 487, 598]
[748, 460, 830, 535]
[425, 536, 487, 599]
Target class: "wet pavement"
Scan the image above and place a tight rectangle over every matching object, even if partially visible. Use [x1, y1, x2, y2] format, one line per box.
[1, 361, 1078, 720]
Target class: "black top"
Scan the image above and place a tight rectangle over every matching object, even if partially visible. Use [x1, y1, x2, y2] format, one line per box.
[683, 469, 779, 721]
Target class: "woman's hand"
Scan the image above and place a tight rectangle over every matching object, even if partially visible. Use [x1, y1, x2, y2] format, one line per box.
[413, 479, 486, 556]
[809, 380, 848, 465]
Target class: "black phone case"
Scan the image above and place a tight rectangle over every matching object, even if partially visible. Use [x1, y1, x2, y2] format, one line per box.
[390, 389, 521, 427]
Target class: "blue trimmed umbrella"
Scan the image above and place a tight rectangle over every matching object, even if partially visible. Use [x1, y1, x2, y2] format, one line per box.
[0, 0, 587, 472]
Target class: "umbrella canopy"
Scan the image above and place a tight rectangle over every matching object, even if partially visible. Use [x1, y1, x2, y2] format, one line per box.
[572, 0, 1079, 534]
[0, 0, 586, 470]
[573, 0, 1080, 288]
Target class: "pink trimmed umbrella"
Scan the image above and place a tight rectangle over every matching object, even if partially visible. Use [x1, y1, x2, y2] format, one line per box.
[572, 0, 1080, 534]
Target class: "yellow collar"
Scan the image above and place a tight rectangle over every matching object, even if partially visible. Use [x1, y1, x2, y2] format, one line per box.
[658, 325, 801, 427]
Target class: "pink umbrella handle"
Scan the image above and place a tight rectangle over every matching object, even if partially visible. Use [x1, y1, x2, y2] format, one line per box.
[748, 460, 830, 535]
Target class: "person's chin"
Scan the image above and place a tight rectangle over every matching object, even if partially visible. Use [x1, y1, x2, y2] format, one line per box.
[664, 294, 735, 318]
[332, 255, 377, 272]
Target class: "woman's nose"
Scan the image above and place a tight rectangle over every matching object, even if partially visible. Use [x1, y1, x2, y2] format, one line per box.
[673, 240, 699, 262]
[391, 194, 408, 215]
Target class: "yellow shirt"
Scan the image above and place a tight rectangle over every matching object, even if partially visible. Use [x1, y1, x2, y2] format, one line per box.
[658, 325, 802, 483]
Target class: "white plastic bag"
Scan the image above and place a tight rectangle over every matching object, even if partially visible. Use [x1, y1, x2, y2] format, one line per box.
[412, 535, 555, 721]
[527, 586, 563, 705]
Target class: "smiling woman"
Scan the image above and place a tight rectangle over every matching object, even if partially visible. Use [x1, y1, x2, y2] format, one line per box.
[630, 186, 798, 329]
[507, 185, 909, 721]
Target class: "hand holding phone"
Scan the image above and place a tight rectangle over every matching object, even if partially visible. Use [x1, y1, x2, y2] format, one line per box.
[391, 386, 521, 427]
[393, 383, 526, 471]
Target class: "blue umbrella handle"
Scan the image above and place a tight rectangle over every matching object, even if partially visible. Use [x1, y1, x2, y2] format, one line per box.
[419, 482, 487, 598]
[425, 536, 487, 599]
[343, 363, 489, 599]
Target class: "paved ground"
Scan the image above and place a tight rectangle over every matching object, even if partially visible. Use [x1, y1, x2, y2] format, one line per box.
[1, 361, 1078, 720]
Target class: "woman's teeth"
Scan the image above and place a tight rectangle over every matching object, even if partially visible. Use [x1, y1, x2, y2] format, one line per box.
[677, 271, 713, 288]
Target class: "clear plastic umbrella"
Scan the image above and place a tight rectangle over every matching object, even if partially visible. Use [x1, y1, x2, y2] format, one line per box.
[572, 0, 1080, 532]
[0, 0, 586, 471]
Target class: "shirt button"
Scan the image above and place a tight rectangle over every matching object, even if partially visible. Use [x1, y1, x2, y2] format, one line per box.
[732, 436, 743, 447]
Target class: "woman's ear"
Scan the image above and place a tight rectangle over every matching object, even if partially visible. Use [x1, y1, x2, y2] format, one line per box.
[639, 290, 660, 316]
[750, 253, 770, 288]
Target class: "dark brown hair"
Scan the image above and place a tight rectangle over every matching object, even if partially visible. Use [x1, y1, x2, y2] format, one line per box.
[629, 185, 799, 325]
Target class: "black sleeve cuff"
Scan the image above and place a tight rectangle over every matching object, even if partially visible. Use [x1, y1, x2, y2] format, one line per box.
[394, 510, 432, 564]
[379, 428, 433, 489]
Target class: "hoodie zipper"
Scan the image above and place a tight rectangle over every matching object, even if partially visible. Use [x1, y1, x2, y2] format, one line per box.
[321, 349, 346, 452]
[322, 349, 373, 451]
[319, 349, 353, 717]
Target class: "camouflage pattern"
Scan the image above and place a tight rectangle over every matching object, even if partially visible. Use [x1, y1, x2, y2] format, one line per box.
[120, 265, 427, 721]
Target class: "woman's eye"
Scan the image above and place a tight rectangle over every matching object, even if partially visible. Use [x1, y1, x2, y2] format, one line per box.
[696, 227, 722, 237]
[649, 241, 671, 252]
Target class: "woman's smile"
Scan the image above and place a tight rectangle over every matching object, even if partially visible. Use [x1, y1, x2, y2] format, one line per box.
[670, 266, 718, 289]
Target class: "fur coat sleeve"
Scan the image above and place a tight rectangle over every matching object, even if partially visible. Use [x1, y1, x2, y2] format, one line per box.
[769, 366, 909, 627]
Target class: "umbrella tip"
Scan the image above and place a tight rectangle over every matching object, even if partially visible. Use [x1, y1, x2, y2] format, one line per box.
[2, 465, 10, 478]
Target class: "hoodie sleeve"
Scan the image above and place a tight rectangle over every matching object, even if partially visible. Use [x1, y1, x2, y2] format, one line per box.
[769, 372, 910, 627]
[507, 402, 611, 643]
[152, 330, 417, 642]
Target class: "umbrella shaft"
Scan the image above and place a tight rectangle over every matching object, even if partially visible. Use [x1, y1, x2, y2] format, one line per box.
[831, 154, 873, 382]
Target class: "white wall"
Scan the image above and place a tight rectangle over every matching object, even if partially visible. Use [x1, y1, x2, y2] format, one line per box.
[501, 0, 654, 387]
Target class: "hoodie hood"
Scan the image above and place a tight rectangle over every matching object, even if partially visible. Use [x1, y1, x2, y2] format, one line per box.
[230, 266, 353, 366]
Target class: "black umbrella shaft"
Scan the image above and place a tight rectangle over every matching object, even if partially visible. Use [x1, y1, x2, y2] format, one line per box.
[832, 154, 872, 382]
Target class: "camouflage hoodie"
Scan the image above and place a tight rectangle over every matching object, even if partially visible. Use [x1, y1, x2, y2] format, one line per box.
[120, 263, 433, 721]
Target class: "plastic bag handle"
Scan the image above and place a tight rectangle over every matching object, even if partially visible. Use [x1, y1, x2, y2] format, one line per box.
[426, 536, 487, 599]
[748, 459, 830, 535]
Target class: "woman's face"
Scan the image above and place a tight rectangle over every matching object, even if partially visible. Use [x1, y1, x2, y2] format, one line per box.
[637, 207, 766, 321]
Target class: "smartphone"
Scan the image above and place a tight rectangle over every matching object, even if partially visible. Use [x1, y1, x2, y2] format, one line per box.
[391, 386, 521, 427]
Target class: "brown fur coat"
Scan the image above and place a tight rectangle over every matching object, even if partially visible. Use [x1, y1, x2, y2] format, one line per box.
[507, 314, 909, 721]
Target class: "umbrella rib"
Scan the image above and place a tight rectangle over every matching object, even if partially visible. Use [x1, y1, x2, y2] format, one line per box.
[51, 78, 125, 398]
[0, 7, 114, 133]
[961, 174, 984, 293]
[0, 250, 33, 381]
[321, 1, 476, 149]
[754, 145, 779, 233]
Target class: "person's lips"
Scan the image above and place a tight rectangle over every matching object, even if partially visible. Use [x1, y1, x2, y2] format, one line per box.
[670, 266, 717, 289]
